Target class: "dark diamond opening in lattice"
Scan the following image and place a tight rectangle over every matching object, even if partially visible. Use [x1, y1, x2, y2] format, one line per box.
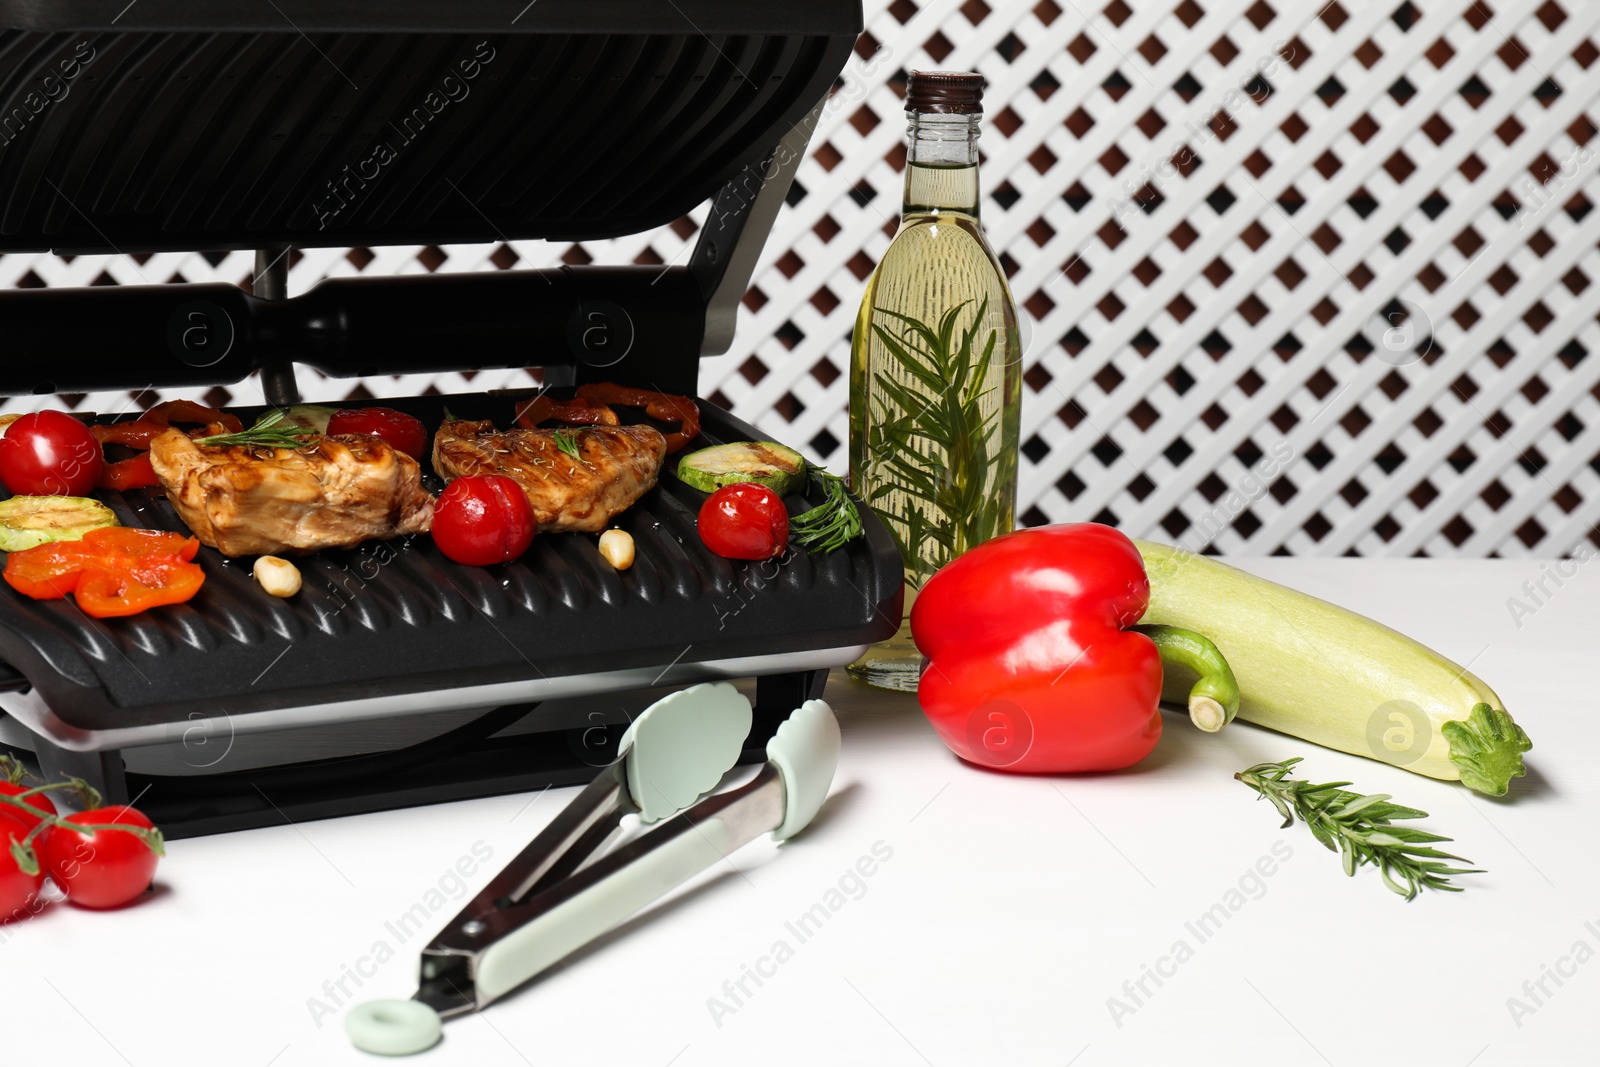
[1091, 437, 1122, 467]
[1201, 330, 1232, 357]
[809, 428, 840, 457]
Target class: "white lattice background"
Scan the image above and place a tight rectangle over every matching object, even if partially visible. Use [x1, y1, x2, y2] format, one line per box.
[4, 0, 1599, 558]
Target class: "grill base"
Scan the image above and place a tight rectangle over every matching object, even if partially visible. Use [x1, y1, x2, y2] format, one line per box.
[2, 668, 827, 839]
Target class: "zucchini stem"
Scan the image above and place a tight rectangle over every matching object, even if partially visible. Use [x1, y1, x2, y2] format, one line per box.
[1442, 703, 1532, 796]
[1133, 625, 1241, 733]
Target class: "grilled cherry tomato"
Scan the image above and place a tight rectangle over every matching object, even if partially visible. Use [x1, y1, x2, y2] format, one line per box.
[41, 805, 162, 909]
[327, 407, 428, 460]
[697, 483, 788, 560]
[0, 811, 44, 921]
[0, 411, 104, 496]
[432, 475, 536, 566]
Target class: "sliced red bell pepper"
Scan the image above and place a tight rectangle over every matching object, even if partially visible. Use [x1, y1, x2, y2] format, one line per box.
[90, 402, 241, 491]
[3, 527, 204, 617]
[74, 558, 206, 617]
[910, 523, 1238, 773]
[141, 400, 242, 434]
[97, 453, 160, 491]
[91, 421, 165, 450]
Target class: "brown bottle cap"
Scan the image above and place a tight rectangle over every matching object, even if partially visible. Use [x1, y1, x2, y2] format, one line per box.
[905, 70, 984, 114]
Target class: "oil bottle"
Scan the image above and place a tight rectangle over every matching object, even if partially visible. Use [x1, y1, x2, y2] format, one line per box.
[848, 70, 1022, 691]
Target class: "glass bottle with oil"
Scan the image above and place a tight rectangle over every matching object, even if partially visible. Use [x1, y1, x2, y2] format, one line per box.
[848, 70, 1022, 691]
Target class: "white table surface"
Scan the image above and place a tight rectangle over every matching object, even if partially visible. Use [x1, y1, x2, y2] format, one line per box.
[2, 556, 1592, 1066]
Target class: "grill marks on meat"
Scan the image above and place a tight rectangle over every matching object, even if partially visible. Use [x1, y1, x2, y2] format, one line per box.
[432, 419, 666, 534]
[149, 429, 434, 557]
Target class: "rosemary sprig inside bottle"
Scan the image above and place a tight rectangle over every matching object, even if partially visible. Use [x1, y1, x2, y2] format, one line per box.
[859, 298, 1016, 586]
[195, 409, 319, 449]
[1235, 757, 1482, 901]
[791, 467, 863, 553]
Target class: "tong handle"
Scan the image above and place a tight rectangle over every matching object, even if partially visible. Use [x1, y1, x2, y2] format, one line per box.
[473, 764, 784, 1006]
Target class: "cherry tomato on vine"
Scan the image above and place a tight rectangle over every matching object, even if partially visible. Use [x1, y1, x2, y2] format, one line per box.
[40, 805, 162, 910]
[697, 483, 789, 560]
[0, 411, 104, 496]
[0, 811, 44, 921]
[326, 407, 428, 460]
[432, 476, 537, 566]
[0, 782, 57, 834]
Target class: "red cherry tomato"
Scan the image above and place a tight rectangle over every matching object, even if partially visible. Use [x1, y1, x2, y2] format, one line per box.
[0, 411, 104, 496]
[698, 483, 789, 560]
[0, 812, 44, 922]
[326, 407, 428, 460]
[0, 782, 57, 835]
[432, 475, 537, 566]
[40, 805, 162, 909]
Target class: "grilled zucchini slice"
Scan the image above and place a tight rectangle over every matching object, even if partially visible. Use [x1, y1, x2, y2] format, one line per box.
[0, 496, 119, 552]
[676, 441, 807, 495]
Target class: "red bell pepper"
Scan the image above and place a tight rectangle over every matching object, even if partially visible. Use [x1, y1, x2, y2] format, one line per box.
[90, 401, 241, 492]
[4, 527, 204, 617]
[97, 453, 160, 491]
[910, 523, 1238, 773]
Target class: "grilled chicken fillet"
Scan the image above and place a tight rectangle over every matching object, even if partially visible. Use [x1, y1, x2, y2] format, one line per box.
[432, 419, 666, 533]
[149, 429, 434, 556]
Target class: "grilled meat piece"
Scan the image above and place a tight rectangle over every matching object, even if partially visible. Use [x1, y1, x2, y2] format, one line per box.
[432, 419, 666, 534]
[149, 429, 434, 557]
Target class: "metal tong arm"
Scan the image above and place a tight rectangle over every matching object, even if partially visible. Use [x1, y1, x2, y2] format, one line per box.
[422, 763, 785, 1013]
[473, 760, 634, 914]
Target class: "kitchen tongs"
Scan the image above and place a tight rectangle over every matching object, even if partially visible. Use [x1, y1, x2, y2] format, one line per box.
[346, 682, 843, 1055]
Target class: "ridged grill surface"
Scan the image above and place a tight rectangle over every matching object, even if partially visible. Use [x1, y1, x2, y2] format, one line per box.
[0, 29, 844, 252]
[0, 399, 903, 731]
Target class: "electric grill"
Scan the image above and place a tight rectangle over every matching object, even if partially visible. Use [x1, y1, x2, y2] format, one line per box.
[0, 0, 901, 837]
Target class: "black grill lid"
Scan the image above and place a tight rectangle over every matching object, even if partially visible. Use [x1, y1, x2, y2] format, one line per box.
[0, 1, 858, 252]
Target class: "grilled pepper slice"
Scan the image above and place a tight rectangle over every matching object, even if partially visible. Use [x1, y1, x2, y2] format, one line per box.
[3, 527, 203, 617]
[97, 453, 159, 491]
[911, 523, 1238, 772]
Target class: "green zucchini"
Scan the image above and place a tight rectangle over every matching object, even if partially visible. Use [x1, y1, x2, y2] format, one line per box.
[676, 441, 807, 495]
[0, 496, 119, 552]
[1135, 540, 1531, 796]
[277, 404, 339, 434]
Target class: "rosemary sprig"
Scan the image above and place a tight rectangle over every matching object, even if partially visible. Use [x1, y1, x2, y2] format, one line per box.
[860, 297, 1017, 587]
[791, 466, 863, 553]
[552, 428, 581, 458]
[195, 408, 317, 449]
[1235, 758, 1482, 901]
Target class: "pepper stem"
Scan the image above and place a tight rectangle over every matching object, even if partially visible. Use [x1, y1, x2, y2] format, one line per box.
[1133, 624, 1241, 733]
